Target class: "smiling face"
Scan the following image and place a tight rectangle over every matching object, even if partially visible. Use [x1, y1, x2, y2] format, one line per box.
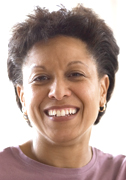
[17, 36, 109, 145]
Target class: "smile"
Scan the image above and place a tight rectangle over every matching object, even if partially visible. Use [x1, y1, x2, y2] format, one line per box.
[45, 108, 78, 117]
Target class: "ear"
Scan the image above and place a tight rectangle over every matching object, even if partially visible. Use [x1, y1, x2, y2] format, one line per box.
[100, 75, 110, 106]
[16, 85, 27, 113]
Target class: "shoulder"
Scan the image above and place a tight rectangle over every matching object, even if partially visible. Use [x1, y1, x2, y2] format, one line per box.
[0, 146, 23, 168]
[0, 146, 13, 160]
[0, 146, 20, 165]
[0, 147, 15, 178]
[93, 147, 126, 178]
[94, 147, 126, 164]
[0, 146, 28, 179]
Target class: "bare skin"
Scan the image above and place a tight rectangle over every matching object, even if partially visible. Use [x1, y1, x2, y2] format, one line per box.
[17, 36, 109, 168]
[20, 136, 92, 168]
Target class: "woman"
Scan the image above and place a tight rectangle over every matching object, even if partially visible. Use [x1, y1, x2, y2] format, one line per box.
[0, 4, 125, 179]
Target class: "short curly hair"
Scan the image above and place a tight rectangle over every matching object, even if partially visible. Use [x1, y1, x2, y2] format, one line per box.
[7, 4, 119, 125]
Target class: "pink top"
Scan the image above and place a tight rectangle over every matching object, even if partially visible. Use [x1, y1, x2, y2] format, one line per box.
[0, 146, 125, 180]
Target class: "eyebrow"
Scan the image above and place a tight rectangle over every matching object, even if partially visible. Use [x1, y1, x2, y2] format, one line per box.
[31, 65, 46, 70]
[67, 61, 88, 68]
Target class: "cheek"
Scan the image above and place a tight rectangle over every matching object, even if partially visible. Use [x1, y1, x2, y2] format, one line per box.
[23, 86, 46, 110]
[73, 82, 100, 103]
[73, 83, 100, 118]
[23, 86, 48, 127]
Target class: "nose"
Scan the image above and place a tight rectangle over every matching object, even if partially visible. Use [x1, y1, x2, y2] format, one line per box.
[48, 79, 72, 100]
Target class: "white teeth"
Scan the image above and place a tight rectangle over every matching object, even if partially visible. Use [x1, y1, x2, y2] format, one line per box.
[69, 109, 72, 114]
[65, 109, 69, 115]
[52, 110, 56, 116]
[72, 109, 76, 114]
[57, 110, 61, 117]
[61, 109, 65, 116]
[47, 108, 77, 117]
[49, 110, 53, 116]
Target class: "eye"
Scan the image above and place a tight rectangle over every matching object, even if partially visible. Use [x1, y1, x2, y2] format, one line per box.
[68, 72, 84, 77]
[33, 75, 49, 82]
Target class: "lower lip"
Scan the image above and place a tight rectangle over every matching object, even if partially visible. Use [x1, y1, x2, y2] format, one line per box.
[46, 113, 77, 122]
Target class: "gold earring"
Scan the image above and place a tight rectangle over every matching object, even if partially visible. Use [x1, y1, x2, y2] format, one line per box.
[99, 104, 106, 112]
[23, 113, 32, 127]
[23, 113, 29, 120]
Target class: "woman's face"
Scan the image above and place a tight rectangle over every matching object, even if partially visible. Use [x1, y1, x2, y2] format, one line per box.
[17, 36, 109, 145]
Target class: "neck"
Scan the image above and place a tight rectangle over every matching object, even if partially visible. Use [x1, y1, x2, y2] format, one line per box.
[20, 131, 93, 168]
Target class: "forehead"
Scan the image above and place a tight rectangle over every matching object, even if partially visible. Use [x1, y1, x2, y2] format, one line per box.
[30, 36, 88, 51]
[25, 36, 94, 66]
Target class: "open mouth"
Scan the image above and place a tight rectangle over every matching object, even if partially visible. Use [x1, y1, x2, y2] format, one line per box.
[45, 107, 79, 117]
